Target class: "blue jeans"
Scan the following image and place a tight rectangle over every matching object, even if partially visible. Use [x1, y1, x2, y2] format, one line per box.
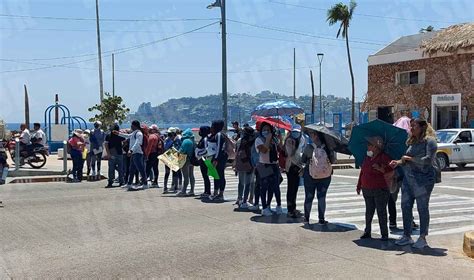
[401, 178, 434, 237]
[128, 153, 146, 185]
[303, 170, 331, 221]
[238, 171, 252, 202]
[259, 164, 281, 209]
[108, 154, 124, 185]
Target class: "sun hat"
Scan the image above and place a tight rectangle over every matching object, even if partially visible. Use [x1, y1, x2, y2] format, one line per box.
[73, 129, 84, 137]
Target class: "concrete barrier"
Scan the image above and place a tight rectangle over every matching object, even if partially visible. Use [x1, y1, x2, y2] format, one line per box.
[463, 231, 474, 258]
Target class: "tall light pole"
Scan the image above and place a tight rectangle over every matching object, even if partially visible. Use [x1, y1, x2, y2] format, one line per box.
[293, 48, 296, 102]
[112, 53, 115, 97]
[208, 0, 227, 129]
[310, 70, 315, 124]
[95, 0, 104, 102]
[317, 53, 324, 124]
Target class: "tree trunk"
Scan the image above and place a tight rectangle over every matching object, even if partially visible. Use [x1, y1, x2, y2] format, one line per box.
[345, 28, 356, 124]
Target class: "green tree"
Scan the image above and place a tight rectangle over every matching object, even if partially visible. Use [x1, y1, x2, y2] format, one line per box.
[327, 0, 357, 123]
[88, 92, 130, 128]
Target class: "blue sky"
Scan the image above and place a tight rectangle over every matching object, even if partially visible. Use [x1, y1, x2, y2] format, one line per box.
[1, 0, 472, 122]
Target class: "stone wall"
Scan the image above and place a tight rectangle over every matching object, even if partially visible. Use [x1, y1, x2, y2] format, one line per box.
[366, 53, 474, 127]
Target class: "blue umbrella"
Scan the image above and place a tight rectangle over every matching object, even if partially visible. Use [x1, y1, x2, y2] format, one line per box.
[252, 100, 304, 117]
[348, 119, 409, 166]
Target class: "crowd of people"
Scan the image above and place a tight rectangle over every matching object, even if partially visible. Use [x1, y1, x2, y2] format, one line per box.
[2, 113, 439, 249]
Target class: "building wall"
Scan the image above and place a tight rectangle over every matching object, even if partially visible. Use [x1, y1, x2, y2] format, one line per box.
[366, 52, 474, 127]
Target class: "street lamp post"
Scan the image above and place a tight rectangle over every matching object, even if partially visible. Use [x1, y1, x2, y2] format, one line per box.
[208, 0, 227, 130]
[317, 53, 324, 125]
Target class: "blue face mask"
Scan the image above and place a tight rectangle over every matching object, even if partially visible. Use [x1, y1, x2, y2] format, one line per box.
[291, 131, 301, 139]
[262, 131, 270, 138]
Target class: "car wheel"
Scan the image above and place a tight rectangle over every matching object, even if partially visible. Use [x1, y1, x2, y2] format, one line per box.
[436, 153, 449, 170]
[456, 163, 467, 168]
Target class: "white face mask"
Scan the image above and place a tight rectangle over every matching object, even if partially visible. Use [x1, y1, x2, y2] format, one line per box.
[366, 150, 374, 157]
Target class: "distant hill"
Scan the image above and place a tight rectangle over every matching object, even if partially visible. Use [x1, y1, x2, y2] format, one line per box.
[128, 90, 356, 125]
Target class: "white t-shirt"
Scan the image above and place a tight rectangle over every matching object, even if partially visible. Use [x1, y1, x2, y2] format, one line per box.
[32, 129, 46, 145]
[20, 129, 31, 145]
[255, 137, 277, 164]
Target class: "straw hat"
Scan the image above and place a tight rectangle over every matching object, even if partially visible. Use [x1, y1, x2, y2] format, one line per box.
[73, 129, 84, 137]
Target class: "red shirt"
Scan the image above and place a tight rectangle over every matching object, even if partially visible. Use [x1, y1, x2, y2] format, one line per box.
[357, 152, 393, 191]
[68, 136, 84, 152]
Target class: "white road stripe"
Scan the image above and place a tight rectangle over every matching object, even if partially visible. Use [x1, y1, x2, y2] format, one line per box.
[429, 225, 474, 236]
[436, 185, 474, 192]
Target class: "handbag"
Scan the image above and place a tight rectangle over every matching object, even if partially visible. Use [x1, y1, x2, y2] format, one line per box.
[256, 163, 275, 178]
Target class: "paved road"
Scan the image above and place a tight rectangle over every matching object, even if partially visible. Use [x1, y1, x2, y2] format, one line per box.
[1, 166, 473, 278]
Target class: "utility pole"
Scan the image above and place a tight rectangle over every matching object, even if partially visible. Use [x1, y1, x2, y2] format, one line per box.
[24, 85, 29, 128]
[317, 53, 324, 125]
[207, 0, 227, 130]
[112, 53, 115, 97]
[95, 0, 104, 102]
[293, 48, 296, 102]
[310, 70, 315, 124]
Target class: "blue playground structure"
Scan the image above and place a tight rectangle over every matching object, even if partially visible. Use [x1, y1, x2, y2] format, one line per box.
[44, 103, 89, 153]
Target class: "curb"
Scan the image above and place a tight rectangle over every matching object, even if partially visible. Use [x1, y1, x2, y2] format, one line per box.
[8, 175, 107, 184]
[463, 231, 474, 258]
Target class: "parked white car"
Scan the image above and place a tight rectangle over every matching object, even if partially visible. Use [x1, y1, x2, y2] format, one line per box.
[436, 129, 474, 170]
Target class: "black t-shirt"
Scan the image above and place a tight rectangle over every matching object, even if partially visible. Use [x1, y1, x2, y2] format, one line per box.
[105, 133, 124, 156]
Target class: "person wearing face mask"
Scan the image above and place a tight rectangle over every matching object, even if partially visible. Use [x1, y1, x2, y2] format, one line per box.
[255, 122, 282, 216]
[90, 121, 106, 177]
[356, 136, 393, 241]
[284, 125, 306, 218]
[300, 130, 335, 225]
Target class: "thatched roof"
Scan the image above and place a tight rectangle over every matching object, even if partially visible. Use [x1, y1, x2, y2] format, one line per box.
[421, 23, 474, 55]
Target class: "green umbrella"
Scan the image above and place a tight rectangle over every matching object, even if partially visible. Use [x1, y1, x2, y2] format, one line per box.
[348, 119, 409, 166]
[204, 159, 220, 180]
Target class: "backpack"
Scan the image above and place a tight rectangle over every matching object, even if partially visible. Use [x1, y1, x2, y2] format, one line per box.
[235, 141, 253, 172]
[222, 133, 236, 160]
[309, 145, 333, 179]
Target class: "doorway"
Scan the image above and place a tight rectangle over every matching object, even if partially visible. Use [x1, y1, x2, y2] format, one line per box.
[377, 106, 394, 124]
[435, 105, 459, 129]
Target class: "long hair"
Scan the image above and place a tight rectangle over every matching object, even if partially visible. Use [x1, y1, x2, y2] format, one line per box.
[406, 118, 435, 145]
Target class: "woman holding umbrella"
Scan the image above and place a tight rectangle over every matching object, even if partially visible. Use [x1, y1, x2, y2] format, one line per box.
[284, 125, 306, 218]
[390, 119, 438, 249]
[356, 136, 393, 241]
[301, 130, 336, 225]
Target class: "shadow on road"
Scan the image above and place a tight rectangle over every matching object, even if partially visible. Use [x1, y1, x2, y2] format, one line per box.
[301, 222, 357, 233]
[353, 239, 448, 257]
[250, 215, 303, 224]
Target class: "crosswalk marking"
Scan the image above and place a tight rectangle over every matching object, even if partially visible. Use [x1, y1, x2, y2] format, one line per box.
[180, 169, 474, 236]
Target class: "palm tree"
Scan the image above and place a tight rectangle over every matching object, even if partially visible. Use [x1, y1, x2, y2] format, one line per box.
[327, 0, 357, 124]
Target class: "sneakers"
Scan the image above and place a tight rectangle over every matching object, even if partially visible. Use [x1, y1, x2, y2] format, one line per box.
[239, 202, 249, 209]
[318, 219, 329, 225]
[395, 236, 414, 246]
[248, 204, 260, 211]
[142, 184, 149, 190]
[187, 191, 195, 197]
[176, 192, 187, 197]
[412, 237, 428, 249]
[303, 218, 310, 227]
[261, 208, 273, 216]
[275, 206, 283, 215]
[199, 192, 210, 198]
[162, 188, 169, 194]
[150, 183, 159, 188]
[105, 184, 114, 188]
[360, 232, 372, 239]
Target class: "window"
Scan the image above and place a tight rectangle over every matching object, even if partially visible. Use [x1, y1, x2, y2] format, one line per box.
[458, 131, 472, 143]
[396, 70, 425, 85]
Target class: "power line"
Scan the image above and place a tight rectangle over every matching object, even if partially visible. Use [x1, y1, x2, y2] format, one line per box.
[227, 19, 420, 48]
[0, 26, 218, 35]
[0, 21, 220, 72]
[268, 0, 460, 24]
[0, 58, 318, 74]
[1, 21, 219, 65]
[0, 14, 220, 22]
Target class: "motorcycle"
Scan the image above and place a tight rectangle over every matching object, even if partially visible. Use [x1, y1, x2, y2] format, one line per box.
[7, 137, 49, 169]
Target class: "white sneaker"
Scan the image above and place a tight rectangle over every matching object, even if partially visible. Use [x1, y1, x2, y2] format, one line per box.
[412, 237, 428, 249]
[275, 206, 283, 215]
[248, 204, 260, 211]
[240, 202, 249, 209]
[262, 208, 272, 216]
[395, 236, 414, 246]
